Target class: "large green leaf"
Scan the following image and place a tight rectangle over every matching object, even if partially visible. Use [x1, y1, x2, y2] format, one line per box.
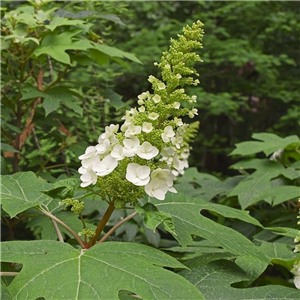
[179, 255, 300, 300]
[177, 168, 245, 201]
[230, 133, 299, 157]
[45, 16, 85, 31]
[258, 241, 300, 269]
[93, 43, 142, 64]
[34, 31, 92, 64]
[153, 193, 269, 275]
[255, 186, 300, 206]
[22, 86, 82, 116]
[0, 172, 52, 218]
[228, 159, 285, 209]
[1, 240, 204, 300]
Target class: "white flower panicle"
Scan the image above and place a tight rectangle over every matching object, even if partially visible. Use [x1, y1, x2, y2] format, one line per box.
[78, 21, 204, 205]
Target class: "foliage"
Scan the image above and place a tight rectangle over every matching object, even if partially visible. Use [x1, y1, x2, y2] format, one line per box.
[1, 2, 300, 300]
[1, 0, 139, 178]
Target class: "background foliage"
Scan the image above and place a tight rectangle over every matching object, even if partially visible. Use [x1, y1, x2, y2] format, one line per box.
[1, 1, 300, 300]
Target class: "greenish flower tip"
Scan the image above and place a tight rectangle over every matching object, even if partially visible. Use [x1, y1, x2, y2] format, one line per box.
[60, 198, 84, 215]
[78, 228, 96, 239]
[78, 21, 203, 206]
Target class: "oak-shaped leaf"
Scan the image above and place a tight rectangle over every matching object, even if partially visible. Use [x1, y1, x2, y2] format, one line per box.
[1, 172, 52, 218]
[179, 254, 300, 300]
[228, 159, 285, 209]
[154, 193, 269, 276]
[230, 133, 299, 157]
[1, 240, 204, 300]
[34, 30, 92, 65]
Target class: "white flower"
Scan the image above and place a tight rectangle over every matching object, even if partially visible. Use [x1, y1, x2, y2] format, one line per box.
[294, 275, 300, 289]
[126, 163, 150, 186]
[137, 142, 159, 160]
[145, 178, 168, 200]
[100, 124, 119, 139]
[123, 136, 140, 157]
[161, 125, 175, 142]
[148, 112, 159, 120]
[142, 122, 153, 133]
[191, 95, 197, 102]
[138, 106, 145, 112]
[138, 91, 150, 101]
[93, 155, 118, 176]
[145, 168, 176, 200]
[78, 146, 97, 160]
[172, 153, 185, 174]
[176, 74, 182, 79]
[173, 102, 180, 109]
[110, 144, 124, 161]
[80, 168, 97, 187]
[161, 147, 175, 159]
[78, 166, 86, 175]
[171, 135, 183, 149]
[151, 168, 177, 193]
[148, 75, 156, 83]
[79, 146, 100, 169]
[137, 99, 144, 105]
[174, 117, 183, 126]
[95, 139, 110, 154]
[125, 124, 142, 137]
[152, 94, 161, 103]
[188, 108, 198, 118]
[157, 82, 166, 90]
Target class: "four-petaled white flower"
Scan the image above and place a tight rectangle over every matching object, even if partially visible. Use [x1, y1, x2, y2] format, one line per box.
[148, 112, 159, 120]
[174, 117, 183, 126]
[142, 122, 153, 133]
[173, 102, 180, 109]
[78, 146, 97, 160]
[161, 125, 175, 143]
[138, 91, 150, 101]
[79, 167, 97, 187]
[152, 94, 161, 103]
[123, 136, 140, 157]
[110, 144, 124, 161]
[125, 124, 142, 137]
[96, 139, 110, 154]
[79, 146, 100, 169]
[188, 108, 198, 118]
[138, 106, 145, 113]
[93, 155, 118, 176]
[100, 124, 119, 140]
[126, 163, 150, 186]
[145, 178, 168, 200]
[157, 82, 166, 90]
[137, 142, 159, 160]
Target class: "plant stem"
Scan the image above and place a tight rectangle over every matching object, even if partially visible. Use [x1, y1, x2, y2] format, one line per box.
[38, 208, 85, 249]
[88, 201, 115, 247]
[0, 272, 19, 277]
[98, 211, 138, 244]
[50, 219, 64, 243]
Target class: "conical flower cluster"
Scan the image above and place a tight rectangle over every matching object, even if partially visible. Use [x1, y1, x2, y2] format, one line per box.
[79, 21, 204, 207]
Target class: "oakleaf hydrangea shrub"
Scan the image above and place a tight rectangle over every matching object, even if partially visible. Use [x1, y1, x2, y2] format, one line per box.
[78, 21, 204, 208]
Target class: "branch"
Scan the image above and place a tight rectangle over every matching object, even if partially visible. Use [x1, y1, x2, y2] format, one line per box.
[50, 219, 64, 243]
[38, 208, 85, 249]
[0, 272, 19, 277]
[98, 211, 138, 244]
[88, 201, 115, 247]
